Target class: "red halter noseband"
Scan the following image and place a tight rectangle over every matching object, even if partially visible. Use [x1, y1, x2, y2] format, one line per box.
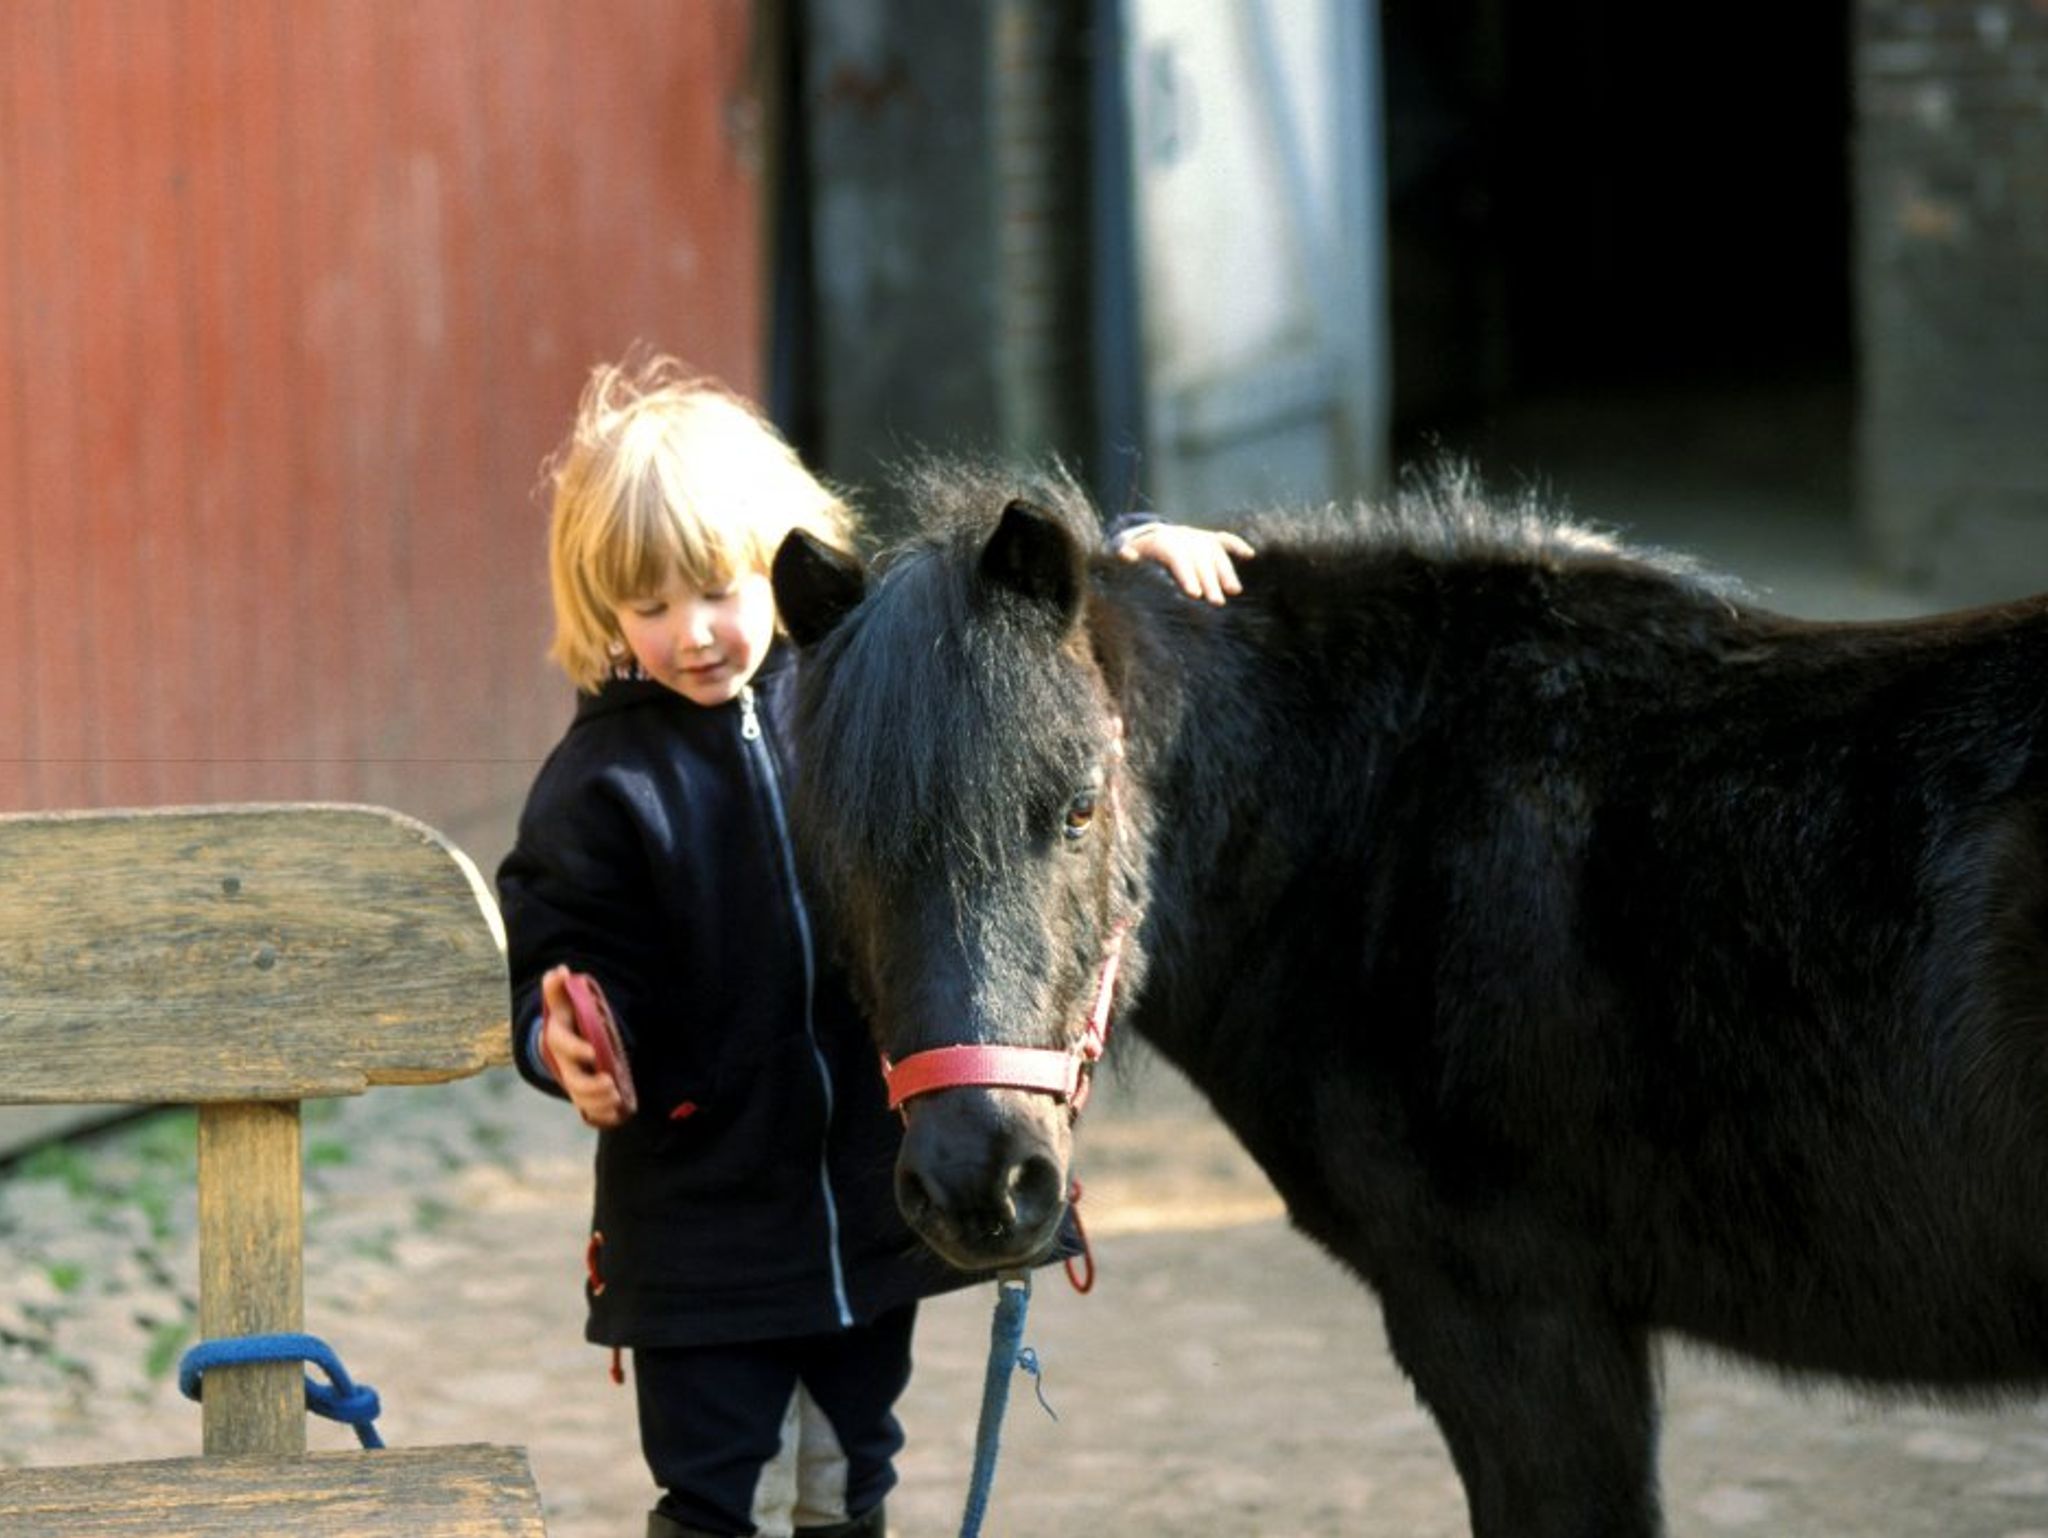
[881, 924, 1128, 1114]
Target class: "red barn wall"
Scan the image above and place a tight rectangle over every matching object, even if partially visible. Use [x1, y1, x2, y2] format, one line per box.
[0, 0, 762, 869]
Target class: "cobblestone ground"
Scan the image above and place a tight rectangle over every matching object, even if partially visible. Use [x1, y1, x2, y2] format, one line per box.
[8, 1053, 2048, 1537]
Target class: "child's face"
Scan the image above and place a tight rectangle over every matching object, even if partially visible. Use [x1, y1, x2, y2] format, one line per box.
[612, 566, 778, 708]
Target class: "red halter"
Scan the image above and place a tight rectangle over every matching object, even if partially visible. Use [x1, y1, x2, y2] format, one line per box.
[882, 922, 1128, 1114]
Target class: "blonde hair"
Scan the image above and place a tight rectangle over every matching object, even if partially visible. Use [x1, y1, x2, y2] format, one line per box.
[543, 354, 856, 692]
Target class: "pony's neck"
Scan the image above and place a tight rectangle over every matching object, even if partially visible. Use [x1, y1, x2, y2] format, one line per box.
[1096, 552, 1440, 1073]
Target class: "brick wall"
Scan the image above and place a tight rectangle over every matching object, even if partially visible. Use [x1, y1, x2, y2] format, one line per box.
[1856, 0, 2048, 599]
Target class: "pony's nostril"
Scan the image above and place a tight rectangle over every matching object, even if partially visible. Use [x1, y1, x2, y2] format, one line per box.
[895, 1165, 937, 1227]
[1006, 1153, 1064, 1232]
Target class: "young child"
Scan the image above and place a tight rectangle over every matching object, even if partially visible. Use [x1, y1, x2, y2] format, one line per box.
[497, 354, 1250, 1538]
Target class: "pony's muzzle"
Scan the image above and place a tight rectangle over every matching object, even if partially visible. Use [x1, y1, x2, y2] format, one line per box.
[894, 1086, 1070, 1269]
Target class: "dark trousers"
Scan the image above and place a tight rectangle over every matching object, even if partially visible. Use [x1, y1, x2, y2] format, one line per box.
[636, 1303, 915, 1537]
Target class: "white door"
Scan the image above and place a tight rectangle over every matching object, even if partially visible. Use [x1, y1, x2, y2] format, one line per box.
[1124, 0, 1389, 516]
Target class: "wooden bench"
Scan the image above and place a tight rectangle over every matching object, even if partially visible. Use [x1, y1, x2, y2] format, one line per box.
[0, 804, 547, 1536]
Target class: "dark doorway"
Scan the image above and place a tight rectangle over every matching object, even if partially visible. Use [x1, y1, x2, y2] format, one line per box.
[1381, 1, 1853, 448]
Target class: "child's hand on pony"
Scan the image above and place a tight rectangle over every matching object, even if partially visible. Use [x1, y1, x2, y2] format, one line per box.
[540, 963, 634, 1129]
[1117, 521, 1256, 605]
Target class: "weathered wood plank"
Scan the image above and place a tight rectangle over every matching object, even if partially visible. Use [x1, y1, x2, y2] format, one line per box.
[197, 1103, 305, 1456]
[0, 1445, 548, 1536]
[0, 805, 509, 1104]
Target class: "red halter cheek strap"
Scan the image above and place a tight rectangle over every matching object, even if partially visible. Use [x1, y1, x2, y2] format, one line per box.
[882, 923, 1128, 1114]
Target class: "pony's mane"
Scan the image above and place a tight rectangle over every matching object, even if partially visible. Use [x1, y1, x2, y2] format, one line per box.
[1234, 463, 1737, 599]
[863, 456, 1104, 573]
[865, 456, 1735, 598]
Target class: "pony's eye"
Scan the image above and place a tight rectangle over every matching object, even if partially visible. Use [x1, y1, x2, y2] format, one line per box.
[1063, 791, 1097, 840]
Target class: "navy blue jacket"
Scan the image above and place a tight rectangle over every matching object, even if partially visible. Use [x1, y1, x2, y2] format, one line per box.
[498, 644, 963, 1348]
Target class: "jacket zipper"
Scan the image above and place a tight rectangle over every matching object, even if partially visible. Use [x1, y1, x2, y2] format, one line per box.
[740, 685, 855, 1328]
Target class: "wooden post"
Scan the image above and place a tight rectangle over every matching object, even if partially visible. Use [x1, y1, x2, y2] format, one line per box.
[197, 1101, 306, 1455]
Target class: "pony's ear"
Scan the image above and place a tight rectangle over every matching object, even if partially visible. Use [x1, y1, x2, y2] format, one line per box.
[772, 530, 867, 648]
[978, 498, 1083, 627]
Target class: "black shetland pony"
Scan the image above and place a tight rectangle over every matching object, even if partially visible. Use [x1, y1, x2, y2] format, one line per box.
[771, 465, 2048, 1538]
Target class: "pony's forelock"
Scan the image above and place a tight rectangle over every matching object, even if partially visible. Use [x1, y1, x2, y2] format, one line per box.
[795, 460, 1112, 902]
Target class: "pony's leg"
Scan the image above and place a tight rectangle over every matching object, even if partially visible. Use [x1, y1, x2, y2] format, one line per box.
[1376, 1282, 1662, 1538]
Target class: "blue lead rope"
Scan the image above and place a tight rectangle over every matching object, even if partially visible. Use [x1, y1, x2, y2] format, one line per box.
[178, 1331, 385, 1449]
[960, 1270, 1037, 1538]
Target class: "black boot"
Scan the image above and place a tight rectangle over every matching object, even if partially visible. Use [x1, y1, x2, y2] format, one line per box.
[795, 1503, 887, 1538]
[645, 1510, 739, 1538]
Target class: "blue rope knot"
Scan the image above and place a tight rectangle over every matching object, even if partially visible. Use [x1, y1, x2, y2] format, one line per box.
[1015, 1346, 1058, 1421]
[178, 1331, 385, 1449]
